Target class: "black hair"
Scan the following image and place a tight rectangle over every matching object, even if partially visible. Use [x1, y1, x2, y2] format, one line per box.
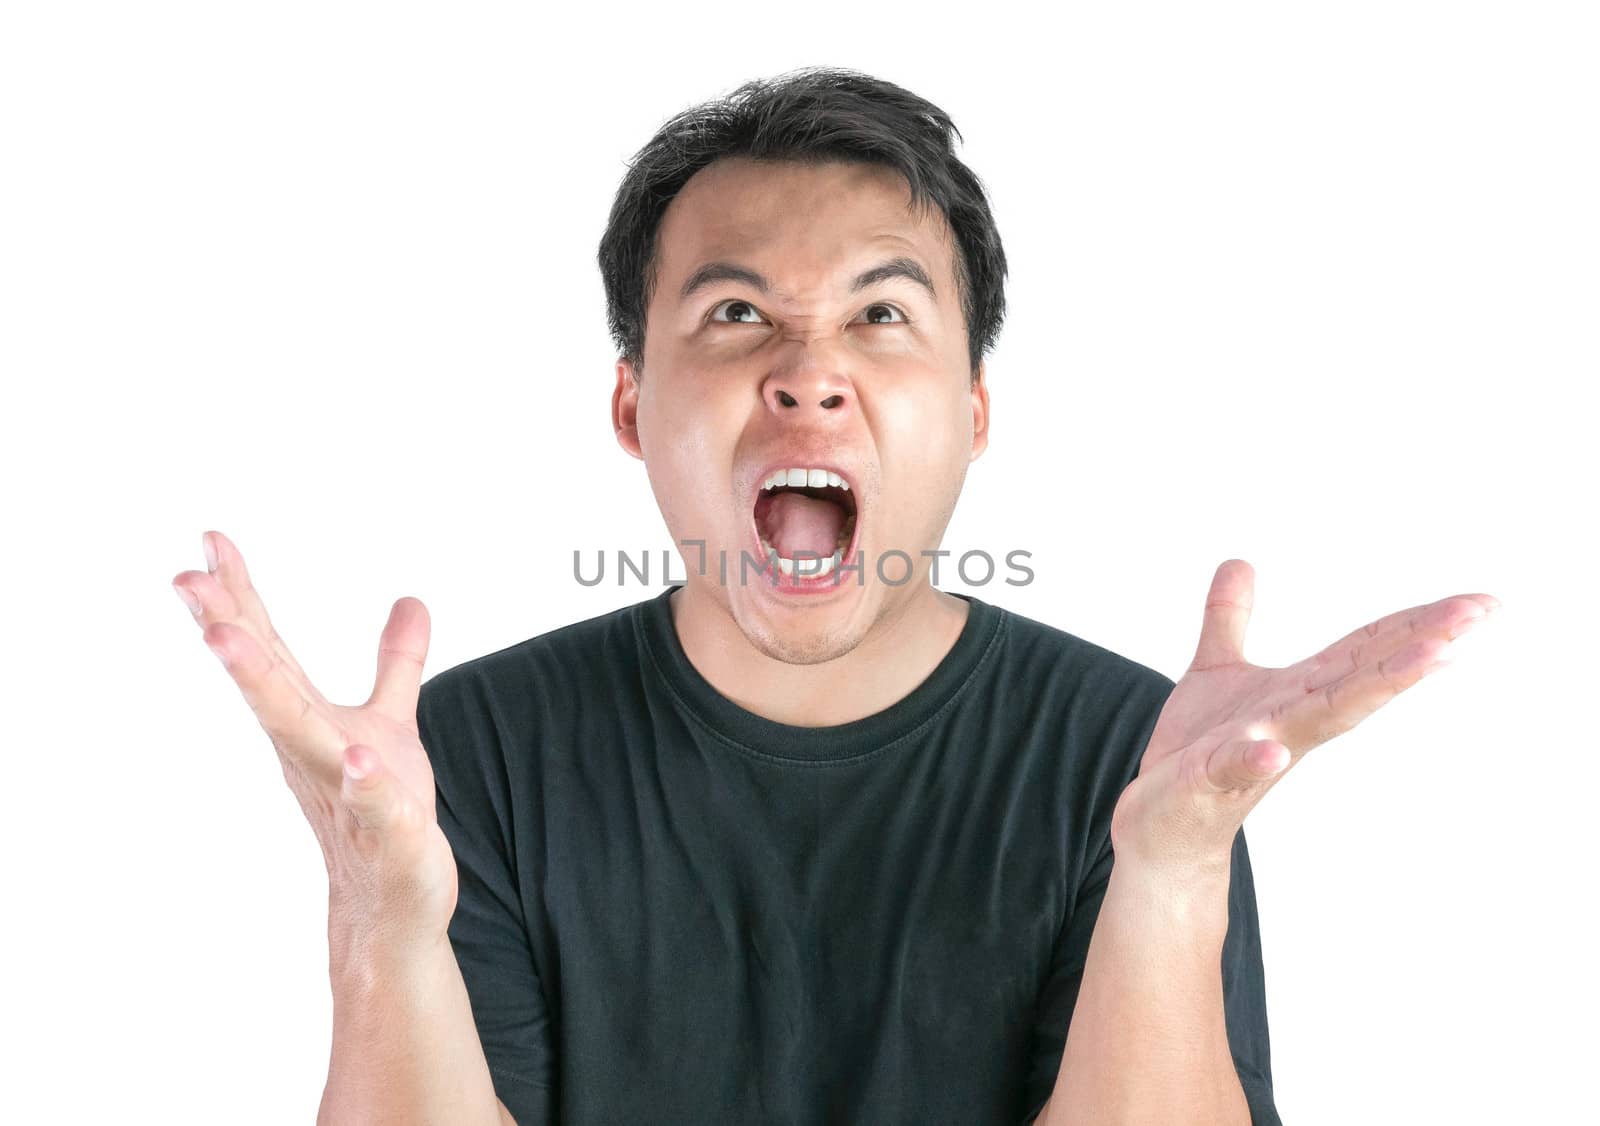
[596, 66, 1008, 381]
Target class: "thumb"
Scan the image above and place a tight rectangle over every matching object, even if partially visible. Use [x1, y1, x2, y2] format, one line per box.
[1202, 733, 1292, 794]
[1191, 558, 1255, 670]
[366, 596, 431, 720]
[339, 743, 412, 833]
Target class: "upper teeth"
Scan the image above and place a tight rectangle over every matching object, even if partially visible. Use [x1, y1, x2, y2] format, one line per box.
[762, 467, 848, 491]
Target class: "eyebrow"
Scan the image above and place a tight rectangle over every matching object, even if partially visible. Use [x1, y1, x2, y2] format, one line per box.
[677, 256, 937, 304]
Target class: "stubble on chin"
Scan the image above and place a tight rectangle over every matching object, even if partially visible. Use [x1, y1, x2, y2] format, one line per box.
[737, 606, 868, 667]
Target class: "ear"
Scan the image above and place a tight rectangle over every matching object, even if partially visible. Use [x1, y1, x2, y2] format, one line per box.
[969, 360, 990, 462]
[613, 358, 643, 460]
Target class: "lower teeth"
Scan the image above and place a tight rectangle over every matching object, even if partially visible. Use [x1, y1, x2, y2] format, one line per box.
[764, 547, 845, 578]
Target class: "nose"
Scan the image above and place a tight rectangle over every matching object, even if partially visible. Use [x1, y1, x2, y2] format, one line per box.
[761, 363, 854, 417]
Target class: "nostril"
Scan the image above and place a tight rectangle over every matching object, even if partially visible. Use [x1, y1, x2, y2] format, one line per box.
[771, 388, 844, 409]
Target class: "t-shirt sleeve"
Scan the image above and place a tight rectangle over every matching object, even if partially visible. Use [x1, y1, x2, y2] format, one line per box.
[1020, 827, 1282, 1125]
[418, 675, 556, 1126]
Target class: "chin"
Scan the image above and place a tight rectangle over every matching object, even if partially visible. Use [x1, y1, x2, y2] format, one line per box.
[728, 587, 872, 666]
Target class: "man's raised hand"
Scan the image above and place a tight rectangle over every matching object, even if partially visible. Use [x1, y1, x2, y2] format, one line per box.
[172, 530, 456, 953]
[1110, 559, 1500, 876]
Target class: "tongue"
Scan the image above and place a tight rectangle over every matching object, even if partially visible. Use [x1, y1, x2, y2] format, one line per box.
[762, 492, 847, 560]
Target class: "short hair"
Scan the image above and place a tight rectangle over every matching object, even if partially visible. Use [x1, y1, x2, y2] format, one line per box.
[596, 66, 1008, 381]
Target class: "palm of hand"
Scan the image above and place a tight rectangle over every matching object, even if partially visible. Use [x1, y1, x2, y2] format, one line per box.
[279, 697, 438, 837]
[176, 530, 456, 936]
[1110, 559, 1498, 869]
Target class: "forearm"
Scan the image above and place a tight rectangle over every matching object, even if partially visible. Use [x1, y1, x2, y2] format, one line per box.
[320, 913, 512, 1126]
[1039, 857, 1251, 1126]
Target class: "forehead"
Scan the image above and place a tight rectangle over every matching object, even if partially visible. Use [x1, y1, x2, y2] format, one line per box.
[654, 156, 958, 300]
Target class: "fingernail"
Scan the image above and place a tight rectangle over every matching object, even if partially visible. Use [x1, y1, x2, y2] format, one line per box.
[1448, 610, 1485, 640]
[203, 533, 219, 573]
[173, 582, 202, 615]
[206, 639, 230, 668]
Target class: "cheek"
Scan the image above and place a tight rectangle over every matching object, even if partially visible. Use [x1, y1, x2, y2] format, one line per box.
[637, 377, 702, 468]
[878, 382, 974, 469]
[878, 386, 974, 527]
[636, 385, 736, 534]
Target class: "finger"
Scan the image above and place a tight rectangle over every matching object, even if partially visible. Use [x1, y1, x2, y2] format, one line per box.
[1274, 635, 1452, 752]
[1201, 734, 1292, 794]
[198, 534, 326, 703]
[365, 597, 431, 722]
[172, 571, 206, 618]
[1190, 558, 1255, 671]
[340, 743, 423, 835]
[176, 564, 327, 710]
[203, 618, 346, 773]
[1298, 593, 1496, 695]
[174, 568, 246, 628]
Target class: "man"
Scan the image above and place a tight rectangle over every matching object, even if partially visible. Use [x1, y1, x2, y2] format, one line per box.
[173, 67, 1496, 1124]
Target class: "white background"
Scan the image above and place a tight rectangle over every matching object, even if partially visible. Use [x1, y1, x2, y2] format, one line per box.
[4, 2, 1595, 1122]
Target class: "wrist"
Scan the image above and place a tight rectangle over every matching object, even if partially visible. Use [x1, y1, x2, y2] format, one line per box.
[1110, 772, 1240, 886]
[1103, 849, 1234, 941]
[326, 929, 459, 1037]
[327, 891, 453, 989]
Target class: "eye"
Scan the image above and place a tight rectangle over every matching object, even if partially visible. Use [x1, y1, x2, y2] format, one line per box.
[709, 299, 768, 325]
[706, 299, 911, 327]
[857, 302, 909, 326]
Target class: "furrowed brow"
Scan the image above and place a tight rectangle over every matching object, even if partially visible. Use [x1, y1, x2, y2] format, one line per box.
[848, 257, 936, 300]
[678, 257, 937, 303]
[679, 262, 769, 301]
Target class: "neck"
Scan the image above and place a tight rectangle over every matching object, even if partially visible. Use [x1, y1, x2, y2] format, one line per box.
[668, 581, 971, 727]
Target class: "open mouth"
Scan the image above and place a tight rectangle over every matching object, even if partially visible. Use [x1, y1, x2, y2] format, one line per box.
[752, 466, 859, 581]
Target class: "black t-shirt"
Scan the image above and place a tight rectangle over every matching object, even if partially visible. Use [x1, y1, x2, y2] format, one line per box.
[418, 586, 1281, 1125]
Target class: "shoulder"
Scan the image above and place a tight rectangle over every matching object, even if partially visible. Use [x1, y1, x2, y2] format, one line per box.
[982, 597, 1177, 712]
[417, 595, 652, 728]
[975, 598, 1176, 796]
[976, 599, 1178, 857]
